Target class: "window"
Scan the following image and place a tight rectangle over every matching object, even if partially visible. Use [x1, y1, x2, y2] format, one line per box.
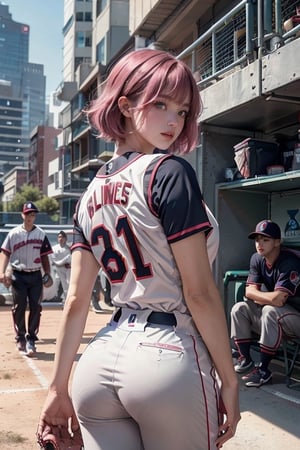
[76, 12, 84, 21]
[96, 38, 105, 64]
[76, 31, 92, 48]
[54, 172, 59, 189]
[97, 0, 107, 16]
[76, 11, 92, 21]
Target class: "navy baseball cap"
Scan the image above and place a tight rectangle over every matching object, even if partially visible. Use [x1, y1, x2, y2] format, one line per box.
[248, 220, 281, 240]
[22, 202, 39, 214]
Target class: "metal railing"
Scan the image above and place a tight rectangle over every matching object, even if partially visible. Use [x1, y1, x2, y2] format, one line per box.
[177, 0, 300, 88]
[178, 0, 253, 87]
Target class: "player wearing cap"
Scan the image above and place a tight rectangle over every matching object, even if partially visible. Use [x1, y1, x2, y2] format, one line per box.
[231, 219, 300, 387]
[0, 202, 53, 356]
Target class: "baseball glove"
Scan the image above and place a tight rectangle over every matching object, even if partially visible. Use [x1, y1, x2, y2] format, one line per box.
[42, 273, 53, 288]
[37, 425, 84, 449]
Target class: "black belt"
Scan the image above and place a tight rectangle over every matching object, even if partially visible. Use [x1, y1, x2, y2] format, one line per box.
[13, 269, 40, 273]
[114, 309, 177, 326]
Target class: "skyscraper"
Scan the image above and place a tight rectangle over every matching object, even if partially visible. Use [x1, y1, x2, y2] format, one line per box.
[0, 2, 46, 173]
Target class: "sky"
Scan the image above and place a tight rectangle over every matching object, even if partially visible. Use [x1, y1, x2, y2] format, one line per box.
[3, 0, 64, 97]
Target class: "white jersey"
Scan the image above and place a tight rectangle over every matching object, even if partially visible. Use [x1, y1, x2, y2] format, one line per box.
[51, 243, 71, 267]
[1, 224, 52, 271]
[73, 152, 218, 314]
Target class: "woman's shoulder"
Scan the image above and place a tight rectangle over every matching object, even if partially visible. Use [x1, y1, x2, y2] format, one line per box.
[155, 153, 197, 179]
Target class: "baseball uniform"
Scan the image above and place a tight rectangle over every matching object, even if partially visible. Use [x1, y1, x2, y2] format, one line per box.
[1, 224, 52, 345]
[51, 242, 71, 301]
[71, 151, 221, 450]
[231, 248, 300, 353]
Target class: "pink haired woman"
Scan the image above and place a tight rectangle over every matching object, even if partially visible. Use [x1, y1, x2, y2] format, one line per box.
[38, 49, 240, 450]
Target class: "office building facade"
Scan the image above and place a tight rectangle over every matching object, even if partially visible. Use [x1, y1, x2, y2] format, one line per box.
[0, 3, 46, 174]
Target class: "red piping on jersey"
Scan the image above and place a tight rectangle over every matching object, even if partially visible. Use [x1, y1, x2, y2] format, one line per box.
[168, 221, 212, 242]
[190, 334, 212, 450]
[275, 286, 298, 296]
[71, 242, 92, 253]
[41, 250, 53, 257]
[1, 247, 52, 258]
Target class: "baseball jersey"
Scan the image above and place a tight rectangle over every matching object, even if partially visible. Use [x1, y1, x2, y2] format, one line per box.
[51, 243, 71, 267]
[247, 248, 300, 311]
[72, 151, 218, 314]
[1, 225, 53, 271]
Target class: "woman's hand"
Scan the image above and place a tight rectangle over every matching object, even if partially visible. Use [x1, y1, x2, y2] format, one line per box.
[37, 390, 80, 441]
[216, 385, 241, 448]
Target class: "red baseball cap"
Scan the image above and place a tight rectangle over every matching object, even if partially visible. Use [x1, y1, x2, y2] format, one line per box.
[22, 202, 39, 214]
[248, 220, 281, 239]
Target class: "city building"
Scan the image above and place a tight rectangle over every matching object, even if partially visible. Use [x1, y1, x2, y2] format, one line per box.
[0, 2, 46, 174]
[1, 165, 28, 207]
[0, 81, 26, 173]
[28, 125, 61, 195]
[52, 0, 130, 220]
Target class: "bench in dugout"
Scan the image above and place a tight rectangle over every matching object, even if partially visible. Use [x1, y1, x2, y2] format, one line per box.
[280, 338, 300, 389]
[223, 270, 300, 389]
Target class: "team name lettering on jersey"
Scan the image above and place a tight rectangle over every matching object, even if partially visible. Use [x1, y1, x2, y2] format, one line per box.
[13, 238, 43, 252]
[87, 181, 132, 218]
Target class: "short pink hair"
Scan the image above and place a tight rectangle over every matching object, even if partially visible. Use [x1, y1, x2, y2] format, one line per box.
[87, 49, 202, 154]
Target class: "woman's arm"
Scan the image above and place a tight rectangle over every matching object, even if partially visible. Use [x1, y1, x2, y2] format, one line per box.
[38, 249, 100, 432]
[49, 249, 99, 388]
[171, 232, 240, 446]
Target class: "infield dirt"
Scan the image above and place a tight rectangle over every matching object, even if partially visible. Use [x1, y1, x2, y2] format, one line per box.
[1, 303, 300, 450]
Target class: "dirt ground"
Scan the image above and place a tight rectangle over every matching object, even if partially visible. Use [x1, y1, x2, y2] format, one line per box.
[0, 302, 113, 450]
[1, 302, 300, 450]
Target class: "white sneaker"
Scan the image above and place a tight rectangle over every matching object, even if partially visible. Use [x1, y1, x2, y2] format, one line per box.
[234, 357, 254, 373]
[26, 340, 36, 357]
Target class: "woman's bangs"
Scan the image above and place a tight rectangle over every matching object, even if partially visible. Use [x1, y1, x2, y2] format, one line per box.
[139, 62, 192, 106]
[162, 67, 193, 105]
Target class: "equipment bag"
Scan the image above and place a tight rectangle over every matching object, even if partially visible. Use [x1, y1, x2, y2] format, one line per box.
[234, 138, 279, 179]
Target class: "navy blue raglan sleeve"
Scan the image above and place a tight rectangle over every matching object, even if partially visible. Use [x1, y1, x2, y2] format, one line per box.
[147, 156, 212, 244]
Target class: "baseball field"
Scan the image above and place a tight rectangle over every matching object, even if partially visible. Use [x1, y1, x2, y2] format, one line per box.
[1, 303, 300, 450]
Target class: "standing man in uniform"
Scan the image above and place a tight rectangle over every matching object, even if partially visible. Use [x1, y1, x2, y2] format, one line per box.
[51, 231, 71, 304]
[0, 202, 53, 356]
[231, 219, 300, 387]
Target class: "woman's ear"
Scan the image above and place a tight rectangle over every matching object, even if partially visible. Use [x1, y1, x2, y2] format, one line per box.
[118, 96, 132, 117]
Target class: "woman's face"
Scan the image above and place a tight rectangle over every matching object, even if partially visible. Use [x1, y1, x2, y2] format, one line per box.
[128, 95, 190, 153]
